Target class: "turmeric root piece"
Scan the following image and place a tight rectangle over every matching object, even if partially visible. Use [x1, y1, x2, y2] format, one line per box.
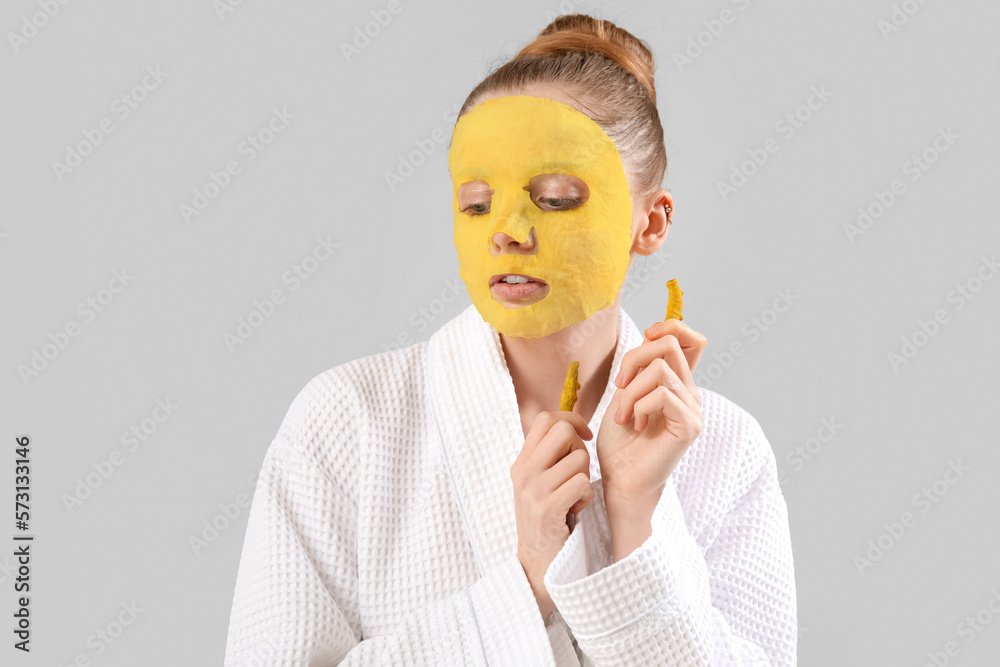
[560, 360, 583, 530]
[559, 360, 581, 412]
[665, 278, 684, 321]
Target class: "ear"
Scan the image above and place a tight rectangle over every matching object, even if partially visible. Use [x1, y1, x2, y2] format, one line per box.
[631, 188, 673, 256]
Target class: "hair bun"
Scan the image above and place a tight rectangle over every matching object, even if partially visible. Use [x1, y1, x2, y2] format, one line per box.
[516, 14, 657, 105]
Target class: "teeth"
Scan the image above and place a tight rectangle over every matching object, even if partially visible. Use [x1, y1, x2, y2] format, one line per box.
[501, 275, 530, 284]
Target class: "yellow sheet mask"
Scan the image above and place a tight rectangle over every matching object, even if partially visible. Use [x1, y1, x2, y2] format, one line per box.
[448, 95, 633, 339]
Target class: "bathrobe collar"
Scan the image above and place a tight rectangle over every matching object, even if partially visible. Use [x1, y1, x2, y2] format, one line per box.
[426, 303, 645, 575]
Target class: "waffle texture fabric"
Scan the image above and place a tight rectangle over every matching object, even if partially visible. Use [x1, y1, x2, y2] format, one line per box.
[224, 303, 797, 666]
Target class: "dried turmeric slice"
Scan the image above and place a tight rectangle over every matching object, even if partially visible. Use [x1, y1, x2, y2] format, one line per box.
[665, 278, 684, 321]
[559, 360, 581, 412]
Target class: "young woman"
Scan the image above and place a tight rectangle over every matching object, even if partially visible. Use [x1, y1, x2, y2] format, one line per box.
[225, 13, 797, 666]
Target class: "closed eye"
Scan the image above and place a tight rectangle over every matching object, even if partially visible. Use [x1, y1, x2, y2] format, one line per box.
[460, 202, 491, 215]
[525, 174, 590, 212]
[536, 197, 583, 211]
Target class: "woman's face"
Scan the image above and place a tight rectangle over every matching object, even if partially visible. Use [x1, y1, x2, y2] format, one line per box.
[447, 94, 634, 339]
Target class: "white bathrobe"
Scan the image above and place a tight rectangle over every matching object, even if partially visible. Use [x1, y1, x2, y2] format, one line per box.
[224, 303, 797, 666]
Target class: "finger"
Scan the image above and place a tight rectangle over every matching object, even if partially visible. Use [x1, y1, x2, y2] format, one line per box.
[522, 419, 588, 478]
[616, 358, 675, 425]
[616, 358, 700, 426]
[520, 411, 592, 464]
[642, 320, 707, 375]
[631, 384, 696, 436]
[656, 334, 702, 410]
[616, 334, 683, 390]
[567, 482, 596, 515]
[552, 471, 595, 517]
[537, 447, 590, 497]
[616, 335, 698, 406]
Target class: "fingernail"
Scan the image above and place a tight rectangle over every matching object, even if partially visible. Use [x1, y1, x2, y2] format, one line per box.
[614, 371, 622, 387]
[614, 406, 622, 423]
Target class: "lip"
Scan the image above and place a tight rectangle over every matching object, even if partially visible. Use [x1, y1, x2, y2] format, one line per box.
[489, 273, 548, 287]
[491, 280, 549, 304]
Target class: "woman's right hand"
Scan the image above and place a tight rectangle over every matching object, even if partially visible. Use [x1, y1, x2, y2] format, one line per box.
[510, 411, 595, 619]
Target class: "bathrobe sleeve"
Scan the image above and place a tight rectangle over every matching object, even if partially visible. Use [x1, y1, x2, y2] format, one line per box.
[224, 433, 562, 666]
[544, 416, 798, 666]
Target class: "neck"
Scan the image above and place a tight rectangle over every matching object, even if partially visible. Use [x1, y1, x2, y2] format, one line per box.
[499, 295, 622, 436]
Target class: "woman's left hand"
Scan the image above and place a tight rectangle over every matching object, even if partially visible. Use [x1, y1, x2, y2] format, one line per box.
[596, 322, 707, 502]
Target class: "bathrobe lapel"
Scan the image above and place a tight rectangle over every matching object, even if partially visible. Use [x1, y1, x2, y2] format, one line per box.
[426, 304, 645, 576]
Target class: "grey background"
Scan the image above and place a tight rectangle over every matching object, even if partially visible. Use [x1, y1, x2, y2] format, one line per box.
[2, 0, 998, 664]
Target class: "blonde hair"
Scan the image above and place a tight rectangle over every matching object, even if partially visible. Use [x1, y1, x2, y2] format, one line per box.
[458, 13, 667, 197]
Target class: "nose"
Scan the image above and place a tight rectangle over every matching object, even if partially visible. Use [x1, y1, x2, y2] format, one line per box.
[490, 226, 538, 256]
